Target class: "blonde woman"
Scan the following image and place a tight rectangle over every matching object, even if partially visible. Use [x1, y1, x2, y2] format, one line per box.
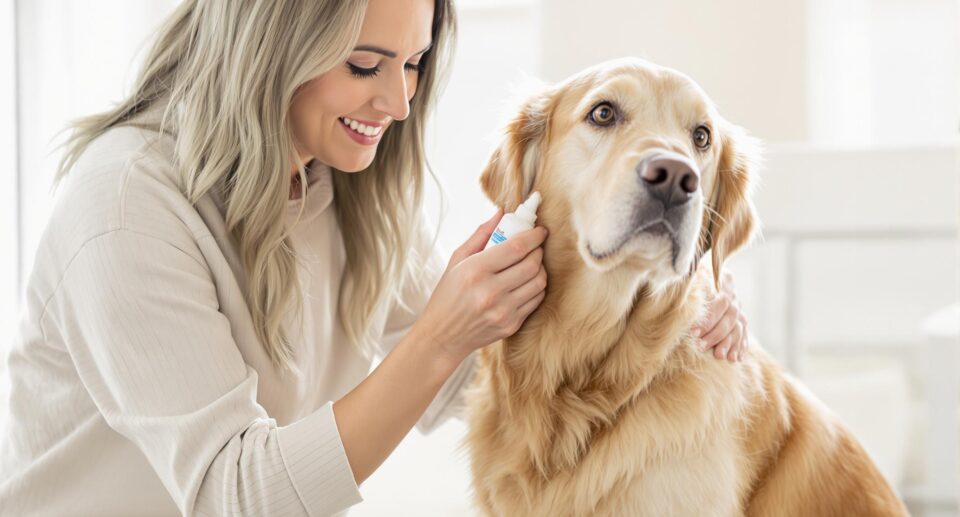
[0, 0, 749, 515]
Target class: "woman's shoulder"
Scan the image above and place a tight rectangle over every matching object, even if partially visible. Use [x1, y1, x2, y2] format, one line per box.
[39, 126, 211, 277]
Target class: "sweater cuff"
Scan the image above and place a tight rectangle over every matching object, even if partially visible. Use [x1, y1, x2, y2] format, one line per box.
[277, 402, 363, 516]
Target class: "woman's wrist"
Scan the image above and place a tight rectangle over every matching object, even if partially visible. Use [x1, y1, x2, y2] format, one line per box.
[407, 322, 465, 375]
[333, 321, 464, 484]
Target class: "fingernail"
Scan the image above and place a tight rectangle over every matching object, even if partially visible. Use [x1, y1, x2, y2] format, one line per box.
[692, 328, 701, 338]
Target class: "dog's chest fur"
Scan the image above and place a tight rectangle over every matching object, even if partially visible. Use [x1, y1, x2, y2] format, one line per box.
[467, 336, 751, 517]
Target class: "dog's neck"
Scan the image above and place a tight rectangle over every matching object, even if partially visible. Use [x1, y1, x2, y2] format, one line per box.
[499, 233, 704, 394]
[489, 232, 708, 476]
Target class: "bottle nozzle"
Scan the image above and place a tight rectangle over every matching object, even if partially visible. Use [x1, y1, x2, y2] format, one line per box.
[515, 191, 542, 224]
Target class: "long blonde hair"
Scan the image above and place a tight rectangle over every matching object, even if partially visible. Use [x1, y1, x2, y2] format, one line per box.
[53, 0, 457, 372]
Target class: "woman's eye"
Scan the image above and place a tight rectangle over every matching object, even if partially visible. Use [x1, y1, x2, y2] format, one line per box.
[349, 62, 421, 77]
[348, 63, 380, 78]
[693, 125, 711, 150]
[588, 102, 617, 127]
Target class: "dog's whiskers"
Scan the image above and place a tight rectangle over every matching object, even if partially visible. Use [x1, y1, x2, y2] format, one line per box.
[702, 203, 725, 226]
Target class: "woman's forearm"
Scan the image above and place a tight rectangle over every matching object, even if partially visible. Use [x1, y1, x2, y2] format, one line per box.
[332, 325, 463, 485]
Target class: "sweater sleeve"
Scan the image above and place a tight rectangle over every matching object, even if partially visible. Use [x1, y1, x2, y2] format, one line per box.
[44, 228, 362, 517]
[378, 218, 478, 435]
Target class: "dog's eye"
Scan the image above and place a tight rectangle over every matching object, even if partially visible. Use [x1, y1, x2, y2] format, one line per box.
[693, 126, 711, 150]
[588, 102, 617, 127]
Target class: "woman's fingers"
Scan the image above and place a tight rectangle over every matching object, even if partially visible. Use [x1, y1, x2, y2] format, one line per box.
[450, 208, 503, 266]
[713, 332, 736, 360]
[696, 291, 732, 340]
[712, 319, 741, 360]
[495, 247, 543, 292]
[701, 302, 739, 349]
[713, 315, 747, 362]
[737, 316, 749, 361]
[479, 227, 548, 273]
[699, 269, 750, 362]
[516, 289, 546, 321]
[508, 265, 547, 308]
[726, 323, 743, 361]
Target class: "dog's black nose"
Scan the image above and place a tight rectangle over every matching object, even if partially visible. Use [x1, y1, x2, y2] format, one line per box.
[638, 156, 700, 208]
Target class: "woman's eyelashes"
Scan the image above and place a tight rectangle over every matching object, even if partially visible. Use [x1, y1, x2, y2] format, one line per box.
[347, 62, 422, 78]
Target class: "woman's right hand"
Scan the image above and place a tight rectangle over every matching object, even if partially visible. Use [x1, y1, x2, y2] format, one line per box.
[416, 208, 549, 365]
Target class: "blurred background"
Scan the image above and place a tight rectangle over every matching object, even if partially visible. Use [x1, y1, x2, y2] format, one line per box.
[0, 0, 957, 515]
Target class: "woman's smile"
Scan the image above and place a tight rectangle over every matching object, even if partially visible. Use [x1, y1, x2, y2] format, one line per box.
[338, 116, 385, 146]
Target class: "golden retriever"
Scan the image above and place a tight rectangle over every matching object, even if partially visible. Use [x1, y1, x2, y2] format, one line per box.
[464, 58, 908, 517]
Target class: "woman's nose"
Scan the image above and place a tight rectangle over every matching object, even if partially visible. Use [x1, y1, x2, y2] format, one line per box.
[371, 68, 411, 121]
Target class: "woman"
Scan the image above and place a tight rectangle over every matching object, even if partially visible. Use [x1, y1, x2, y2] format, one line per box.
[0, 0, 749, 515]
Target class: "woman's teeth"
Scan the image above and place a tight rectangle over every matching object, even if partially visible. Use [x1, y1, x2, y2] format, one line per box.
[341, 117, 382, 137]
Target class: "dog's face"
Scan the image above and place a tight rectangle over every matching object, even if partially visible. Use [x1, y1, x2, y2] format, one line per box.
[481, 58, 759, 290]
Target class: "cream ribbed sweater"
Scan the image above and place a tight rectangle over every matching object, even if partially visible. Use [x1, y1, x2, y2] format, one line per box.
[0, 125, 475, 516]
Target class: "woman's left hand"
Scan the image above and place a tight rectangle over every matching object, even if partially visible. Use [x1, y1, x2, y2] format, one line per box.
[693, 268, 748, 362]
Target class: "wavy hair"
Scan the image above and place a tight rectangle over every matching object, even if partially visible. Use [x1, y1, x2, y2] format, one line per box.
[53, 0, 456, 372]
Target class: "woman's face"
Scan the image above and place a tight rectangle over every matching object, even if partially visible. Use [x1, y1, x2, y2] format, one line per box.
[289, 0, 435, 173]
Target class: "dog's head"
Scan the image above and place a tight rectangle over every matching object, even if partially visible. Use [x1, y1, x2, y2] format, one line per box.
[481, 58, 759, 291]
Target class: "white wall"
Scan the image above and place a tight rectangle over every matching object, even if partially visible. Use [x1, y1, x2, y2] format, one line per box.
[0, 0, 17, 371]
[747, 145, 959, 359]
[540, 0, 809, 143]
[807, 0, 959, 146]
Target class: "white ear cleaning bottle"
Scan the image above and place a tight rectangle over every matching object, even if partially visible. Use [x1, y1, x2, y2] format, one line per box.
[484, 191, 543, 250]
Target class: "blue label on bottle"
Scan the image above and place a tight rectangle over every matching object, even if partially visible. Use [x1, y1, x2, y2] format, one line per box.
[490, 230, 507, 245]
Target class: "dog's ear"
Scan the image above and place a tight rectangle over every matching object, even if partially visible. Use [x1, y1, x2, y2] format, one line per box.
[701, 120, 761, 287]
[479, 89, 555, 211]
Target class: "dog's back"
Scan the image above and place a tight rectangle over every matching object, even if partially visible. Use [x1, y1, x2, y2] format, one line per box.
[741, 352, 908, 516]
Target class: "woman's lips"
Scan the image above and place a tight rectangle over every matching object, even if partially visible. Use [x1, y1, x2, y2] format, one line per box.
[339, 116, 384, 145]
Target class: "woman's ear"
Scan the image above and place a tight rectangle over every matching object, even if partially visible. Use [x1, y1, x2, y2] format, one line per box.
[479, 89, 555, 212]
[702, 120, 761, 288]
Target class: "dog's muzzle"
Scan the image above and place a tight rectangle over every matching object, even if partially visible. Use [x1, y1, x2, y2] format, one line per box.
[622, 151, 703, 268]
[637, 152, 700, 210]
[631, 151, 701, 230]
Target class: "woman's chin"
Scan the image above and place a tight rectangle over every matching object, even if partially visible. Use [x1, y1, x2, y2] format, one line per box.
[327, 153, 376, 173]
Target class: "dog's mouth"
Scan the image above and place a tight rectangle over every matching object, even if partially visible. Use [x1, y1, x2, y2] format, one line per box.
[587, 219, 679, 261]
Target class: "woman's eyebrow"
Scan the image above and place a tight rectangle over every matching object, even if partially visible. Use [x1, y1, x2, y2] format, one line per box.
[353, 42, 433, 59]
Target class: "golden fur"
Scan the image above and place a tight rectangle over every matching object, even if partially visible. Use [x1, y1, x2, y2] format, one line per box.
[464, 58, 908, 517]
